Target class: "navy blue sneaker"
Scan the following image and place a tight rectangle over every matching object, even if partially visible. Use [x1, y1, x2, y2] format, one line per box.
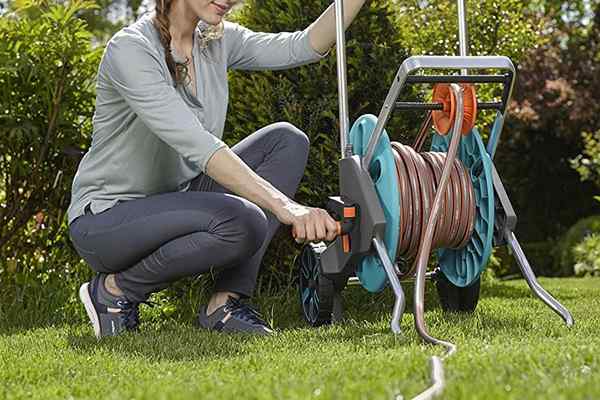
[198, 297, 273, 335]
[78, 274, 140, 339]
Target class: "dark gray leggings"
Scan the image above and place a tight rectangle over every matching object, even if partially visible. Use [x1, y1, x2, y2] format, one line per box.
[68, 122, 309, 303]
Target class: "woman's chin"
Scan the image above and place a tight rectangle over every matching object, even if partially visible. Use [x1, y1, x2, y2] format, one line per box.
[203, 14, 224, 26]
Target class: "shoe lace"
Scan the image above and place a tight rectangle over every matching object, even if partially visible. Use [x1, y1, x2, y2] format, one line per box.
[116, 300, 155, 330]
[225, 297, 268, 326]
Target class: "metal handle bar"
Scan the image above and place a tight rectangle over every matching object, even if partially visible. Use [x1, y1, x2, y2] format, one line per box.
[395, 101, 504, 112]
[402, 55, 516, 73]
[406, 74, 509, 84]
[334, 0, 351, 159]
[400, 74, 514, 114]
[362, 55, 516, 171]
[458, 0, 469, 75]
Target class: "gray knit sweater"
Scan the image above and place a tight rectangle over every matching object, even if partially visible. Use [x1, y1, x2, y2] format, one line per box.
[67, 12, 326, 224]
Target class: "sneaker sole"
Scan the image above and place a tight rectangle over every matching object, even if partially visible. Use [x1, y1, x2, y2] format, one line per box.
[79, 282, 101, 339]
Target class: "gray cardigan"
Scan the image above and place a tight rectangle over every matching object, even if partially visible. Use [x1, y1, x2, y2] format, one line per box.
[67, 12, 326, 225]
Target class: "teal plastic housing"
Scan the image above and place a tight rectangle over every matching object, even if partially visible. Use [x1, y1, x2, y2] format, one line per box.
[431, 128, 495, 287]
[347, 115, 494, 290]
[349, 115, 400, 293]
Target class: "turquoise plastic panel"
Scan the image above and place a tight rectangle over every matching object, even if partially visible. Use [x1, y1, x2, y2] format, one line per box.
[349, 115, 400, 293]
[431, 128, 495, 287]
[486, 112, 505, 159]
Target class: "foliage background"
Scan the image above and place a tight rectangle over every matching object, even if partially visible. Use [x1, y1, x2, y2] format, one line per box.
[1, 0, 599, 326]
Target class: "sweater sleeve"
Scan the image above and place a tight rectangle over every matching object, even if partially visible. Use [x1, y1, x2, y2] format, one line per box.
[103, 33, 226, 173]
[224, 22, 329, 71]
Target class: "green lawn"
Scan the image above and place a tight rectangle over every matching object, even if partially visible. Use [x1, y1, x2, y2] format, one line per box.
[0, 277, 598, 400]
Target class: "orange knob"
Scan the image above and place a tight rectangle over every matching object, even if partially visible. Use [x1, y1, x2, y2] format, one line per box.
[432, 83, 478, 136]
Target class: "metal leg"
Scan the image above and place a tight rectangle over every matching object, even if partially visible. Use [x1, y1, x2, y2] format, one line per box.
[332, 292, 344, 323]
[505, 230, 574, 327]
[372, 236, 405, 334]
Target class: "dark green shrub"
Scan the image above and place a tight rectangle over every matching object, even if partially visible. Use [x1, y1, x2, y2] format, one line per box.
[0, 0, 102, 327]
[553, 215, 600, 276]
[498, 2, 600, 243]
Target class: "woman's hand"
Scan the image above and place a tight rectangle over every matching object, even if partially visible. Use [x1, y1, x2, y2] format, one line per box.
[275, 201, 339, 243]
[307, 0, 367, 55]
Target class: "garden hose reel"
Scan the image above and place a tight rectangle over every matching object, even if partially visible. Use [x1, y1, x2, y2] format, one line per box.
[296, 1, 574, 399]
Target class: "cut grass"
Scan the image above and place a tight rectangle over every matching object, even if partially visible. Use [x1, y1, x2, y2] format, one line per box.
[0, 277, 598, 399]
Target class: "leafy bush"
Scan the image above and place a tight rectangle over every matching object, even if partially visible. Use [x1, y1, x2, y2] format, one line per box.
[0, 222, 91, 327]
[0, 0, 102, 326]
[573, 233, 600, 277]
[553, 215, 600, 276]
[394, 0, 540, 127]
[571, 129, 600, 191]
[394, 0, 539, 59]
[498, 2, 600, 242]
[0, 0, 101, 258]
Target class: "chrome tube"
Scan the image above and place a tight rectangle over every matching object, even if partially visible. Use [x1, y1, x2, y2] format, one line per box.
[457, 0, 469, 74]
[372, 236, 405, 334]
[334, 0, 351, 158]
[505, 230, 575, 327]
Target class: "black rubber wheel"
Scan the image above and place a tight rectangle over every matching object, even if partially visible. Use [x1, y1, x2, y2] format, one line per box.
[435, 267, 481, 313]
[297, 242, 346, 326]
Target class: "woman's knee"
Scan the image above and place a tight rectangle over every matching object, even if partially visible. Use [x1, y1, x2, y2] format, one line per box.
[213, 196, 268, 259]
[270, 122, 310, 163]
[238, 202, 269, 256]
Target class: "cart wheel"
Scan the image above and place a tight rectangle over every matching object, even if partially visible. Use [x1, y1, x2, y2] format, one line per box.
[297, 242, 346, 326]
[434, 267, 481, 313]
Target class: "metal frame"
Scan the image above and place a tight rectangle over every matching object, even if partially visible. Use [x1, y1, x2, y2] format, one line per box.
[505, 230, 574, 326]
[362, 55, 517, 170]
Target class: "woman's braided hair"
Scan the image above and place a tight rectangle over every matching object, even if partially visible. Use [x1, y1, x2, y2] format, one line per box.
[152, 0, 231, 86]
[153, 0, 184, 85]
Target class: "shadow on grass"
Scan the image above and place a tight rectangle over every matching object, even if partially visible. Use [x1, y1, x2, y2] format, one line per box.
[479, 281, 532, 300]
[480, 279, 580, 301]
[0, 305, 81, 337]
[62, 317, 412, 363]
[65, 324, 258, 362]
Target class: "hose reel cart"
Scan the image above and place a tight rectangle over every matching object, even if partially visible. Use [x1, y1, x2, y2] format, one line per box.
[296, 1, 574, 398]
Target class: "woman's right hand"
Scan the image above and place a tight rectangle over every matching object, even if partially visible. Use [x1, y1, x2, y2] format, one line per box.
[275, 201, 339, 243]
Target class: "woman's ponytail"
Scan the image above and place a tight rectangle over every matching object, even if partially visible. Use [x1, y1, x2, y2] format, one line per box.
[153, 0, 188, 86]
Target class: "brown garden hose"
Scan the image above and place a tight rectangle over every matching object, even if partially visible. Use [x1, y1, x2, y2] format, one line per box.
[389, 142, 476, 276]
